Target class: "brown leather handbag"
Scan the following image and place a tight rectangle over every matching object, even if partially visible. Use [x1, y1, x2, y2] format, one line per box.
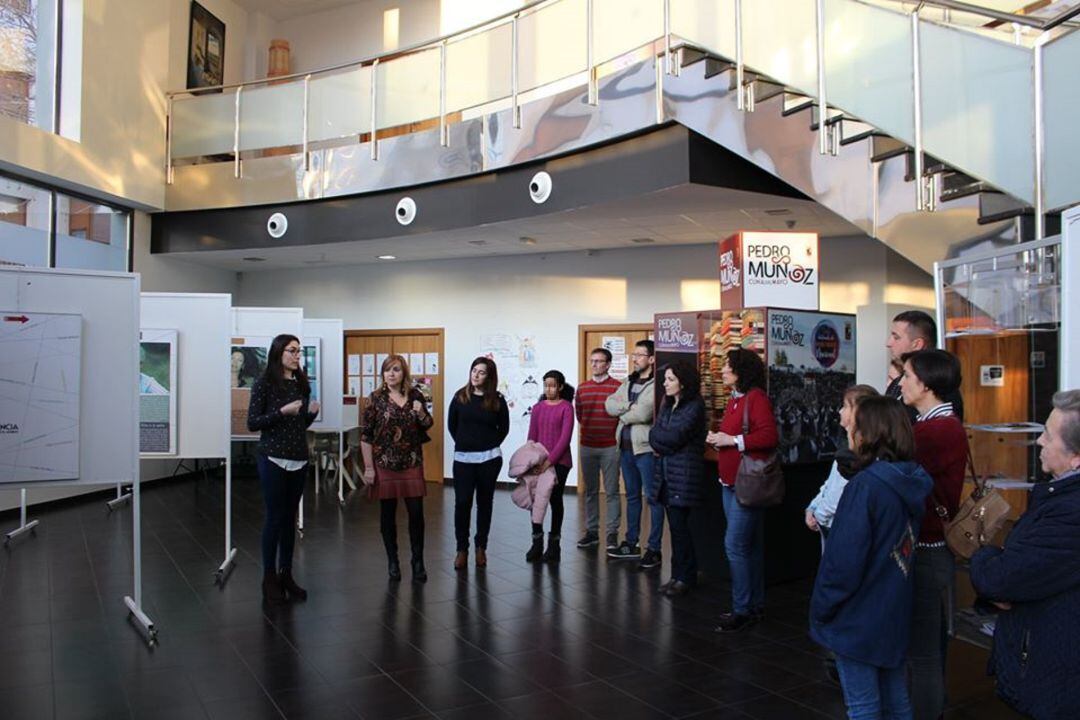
[936, 452, 1012, 560]
[734, 396, 785, 508]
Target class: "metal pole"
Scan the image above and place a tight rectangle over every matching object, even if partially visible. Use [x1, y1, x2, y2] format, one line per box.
[655, 51, 665, 124]
[338, 429, 345, 505]
[302, 75, 311, 172]
[165, 95, 174, 185]
[735, 0, 744, 111]
[1033, 34, 1047, 240]
[439, 41, 449, 146]
[912, 10, 926, 210]
[933, 261, 946, 348]
[664, 0, 672, 75]
[4, 488, 39, 544]
[586, 0, 597, 105]
[512, 15, 521, 129]
[216, 456, 237, 583]
[123, 463, 156, 646]
[233, 86, 243, 179]
[370, 59, 379, 161]
[815, 0, 828, 155]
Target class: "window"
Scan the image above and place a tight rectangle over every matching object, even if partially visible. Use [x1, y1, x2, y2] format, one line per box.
[0, 170, 130, 271]
[0, 0, 59, 131]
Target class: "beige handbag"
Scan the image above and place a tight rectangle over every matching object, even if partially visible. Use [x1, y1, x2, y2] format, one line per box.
[936, 452, 1012, 560]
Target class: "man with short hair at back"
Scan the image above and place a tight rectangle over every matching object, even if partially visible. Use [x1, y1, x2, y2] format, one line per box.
[885, 310, 937, 398]
[574, 347, 622, 549]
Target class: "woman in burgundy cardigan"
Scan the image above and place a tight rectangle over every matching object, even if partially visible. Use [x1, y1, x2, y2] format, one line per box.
[707, 349, 779, 633]
[899, 349, 968, 720]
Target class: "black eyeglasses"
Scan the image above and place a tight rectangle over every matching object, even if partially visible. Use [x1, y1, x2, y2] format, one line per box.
[284, 347, 301, 355]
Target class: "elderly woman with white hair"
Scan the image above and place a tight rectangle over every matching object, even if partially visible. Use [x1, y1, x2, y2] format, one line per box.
[970, 389, 1080, 720]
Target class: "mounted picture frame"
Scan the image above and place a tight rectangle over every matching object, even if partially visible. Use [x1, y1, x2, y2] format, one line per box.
[187, 1, 226, 92]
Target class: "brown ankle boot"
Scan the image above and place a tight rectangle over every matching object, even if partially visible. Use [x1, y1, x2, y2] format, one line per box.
[454, 551, 468, 570]
[475, 548, 487, 567]
[262, 571, 286, 606]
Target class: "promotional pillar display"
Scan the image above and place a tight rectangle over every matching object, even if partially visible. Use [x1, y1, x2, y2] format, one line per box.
[720, 231, 820, 311]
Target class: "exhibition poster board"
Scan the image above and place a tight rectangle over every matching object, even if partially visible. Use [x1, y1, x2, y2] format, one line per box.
[141, 293, 231, 458]
[0, 267, 139, 487]
[0, 312, 82, 483]
[139, 329, 178, 455]
[302, 318, 344, 431]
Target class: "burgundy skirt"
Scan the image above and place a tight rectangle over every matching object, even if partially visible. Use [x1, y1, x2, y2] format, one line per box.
[369, 465, 427, 500]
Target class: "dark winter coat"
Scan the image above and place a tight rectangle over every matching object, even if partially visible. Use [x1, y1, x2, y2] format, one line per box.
[649, 395, 706, 508]
[970, 470, 1080, 720]
[810, 459, 933, 668]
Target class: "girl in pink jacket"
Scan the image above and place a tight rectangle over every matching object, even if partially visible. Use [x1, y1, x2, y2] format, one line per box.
[525, 370, 575, 563]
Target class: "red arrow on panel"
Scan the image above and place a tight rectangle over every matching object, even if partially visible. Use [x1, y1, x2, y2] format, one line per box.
[3, 316, 29, 323]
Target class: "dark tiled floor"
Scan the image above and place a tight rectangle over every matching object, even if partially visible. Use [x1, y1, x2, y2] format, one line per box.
[0, 472, 1023, 720]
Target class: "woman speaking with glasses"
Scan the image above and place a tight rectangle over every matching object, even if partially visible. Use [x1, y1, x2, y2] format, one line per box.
[247, 334, 320, 606]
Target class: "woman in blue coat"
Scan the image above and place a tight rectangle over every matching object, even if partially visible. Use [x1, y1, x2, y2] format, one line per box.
[649, 361, 706, 597]
[810, 396, 932, 720]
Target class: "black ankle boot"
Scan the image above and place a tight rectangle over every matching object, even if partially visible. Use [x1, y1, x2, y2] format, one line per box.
[543, 534, 561, 563]
[411, 558, 427, 583]
[388, 556, 401, 581]
[279, 568, 307, 601]
[525, 533, 544, 563]
[262, 570, 287, 606]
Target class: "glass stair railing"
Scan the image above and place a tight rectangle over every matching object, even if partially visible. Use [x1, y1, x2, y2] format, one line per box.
[165, 0, 1080, 231]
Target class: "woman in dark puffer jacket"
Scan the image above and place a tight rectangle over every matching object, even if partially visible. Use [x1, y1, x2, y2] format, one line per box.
[649, 361, 706, 597]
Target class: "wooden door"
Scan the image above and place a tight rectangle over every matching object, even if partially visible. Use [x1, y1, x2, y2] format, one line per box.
[345, 328, 445, 482]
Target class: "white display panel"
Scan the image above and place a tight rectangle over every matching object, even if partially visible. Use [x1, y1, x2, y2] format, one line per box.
[139, 328, 177, 455]
[232, 307, 303, 440]
[302, 318, 344, 431]
[0, 267, 138, 487]
[0, 312, 81, 482]
[141, 294, 231, 458]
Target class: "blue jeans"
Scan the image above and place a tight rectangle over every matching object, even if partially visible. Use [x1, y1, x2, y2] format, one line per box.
[835, 655, 913, 720]
[620, 450, 661, 550]
[721, 485, 765, 615]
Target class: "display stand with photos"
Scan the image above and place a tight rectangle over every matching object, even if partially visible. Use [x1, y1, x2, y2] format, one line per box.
[0, 268, 155, 646]
[141, 293, 234, 582]
[934, 234, 1063, 650]
[302, 318, 351, 505]
[232, 307, 305, 533]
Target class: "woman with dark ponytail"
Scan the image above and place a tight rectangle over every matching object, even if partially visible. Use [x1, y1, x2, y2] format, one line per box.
[247, 334, 320, 605]
[524, 370, 575, 562]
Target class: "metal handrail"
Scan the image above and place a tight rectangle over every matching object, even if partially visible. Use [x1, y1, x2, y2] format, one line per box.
[165, 0, 1077, 99]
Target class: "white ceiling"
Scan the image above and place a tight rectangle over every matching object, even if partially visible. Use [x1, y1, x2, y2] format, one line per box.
[165, 184, 863, 271]
[231, 0, 367, 21]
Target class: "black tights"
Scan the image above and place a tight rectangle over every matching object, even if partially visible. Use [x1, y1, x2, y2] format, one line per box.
[532, 464, 570, 536]
[380, 497, 425, 560]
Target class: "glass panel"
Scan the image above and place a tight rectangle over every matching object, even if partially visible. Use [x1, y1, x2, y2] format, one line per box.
[446, 22, 513, 113]
[0, 0, 57, 130]
[376, 47, 440, 129]
[309, 65, 371, 143]
[171, 91, 237, 158]
[670, 0, 736, 60]
[517, 0, 587, 92]
[1044, 28, 1080, 211]
[593, 0, 662, 65]
[54, 193, 127, 271]
[824, 0, 913, 142]
[743, 0, 817, 96]
[0, 174, 49, 267]
[239, 81, 304, 152]
[920, 20, 1033, 204]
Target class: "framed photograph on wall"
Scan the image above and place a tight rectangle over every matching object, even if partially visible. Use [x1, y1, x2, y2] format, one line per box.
[187, 1, 226, 91]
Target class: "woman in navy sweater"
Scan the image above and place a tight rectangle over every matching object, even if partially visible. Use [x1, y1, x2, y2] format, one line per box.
[247, 334, 320, 605]
[810, 396, 932, 720]
[448, 357, 510, 570]
[899, 349, 968, 720]
[649, 361, 706, 597]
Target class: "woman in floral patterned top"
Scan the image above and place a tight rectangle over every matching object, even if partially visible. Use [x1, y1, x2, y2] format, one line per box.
[361, 354, 434, 582]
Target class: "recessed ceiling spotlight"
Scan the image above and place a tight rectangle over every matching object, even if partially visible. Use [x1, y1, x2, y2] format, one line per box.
[519, 236, 537, 245]
[468, 240, 488, 246]
[377, 254, 397, 260]
[630, 237, 655, 244]
[764, 208, 793, 216]
[242, 256, 266, 262]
